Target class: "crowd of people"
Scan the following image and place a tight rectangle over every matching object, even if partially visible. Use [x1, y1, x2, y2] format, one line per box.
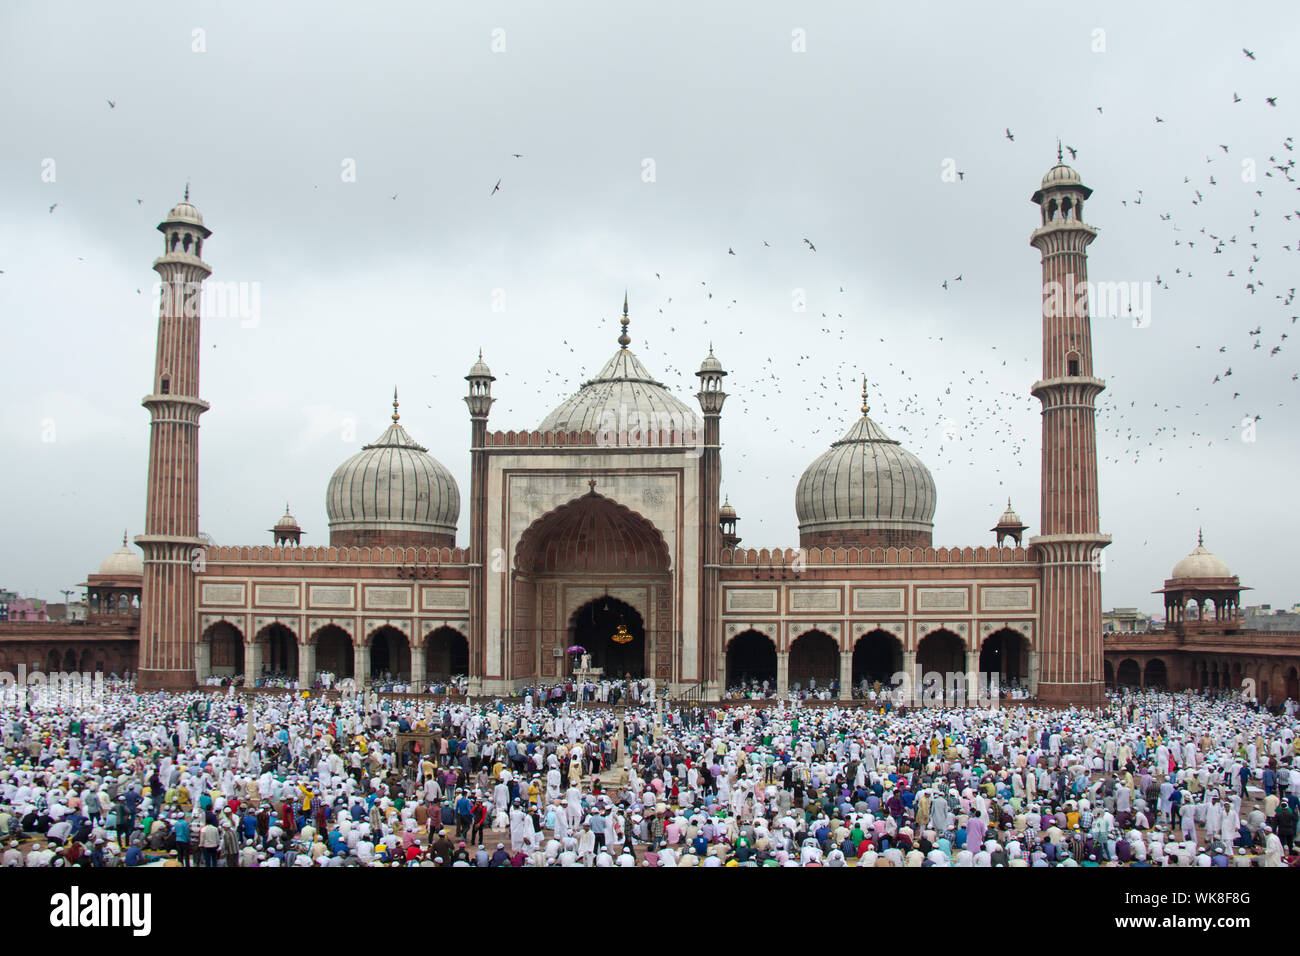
[1, 678, 1297, 867]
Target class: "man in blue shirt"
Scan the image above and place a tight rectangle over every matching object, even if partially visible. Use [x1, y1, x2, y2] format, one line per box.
[173, 817, 191, 866]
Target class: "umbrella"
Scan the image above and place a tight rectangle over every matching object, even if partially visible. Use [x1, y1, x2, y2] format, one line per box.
[567, 645, 586, 654]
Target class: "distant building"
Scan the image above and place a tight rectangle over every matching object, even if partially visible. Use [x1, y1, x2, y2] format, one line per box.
[1243, 605, 1300, 632]
[1103, 607, 1152, 633]
[7, 598, 49, 622]
[1104, 534, 1300, 703]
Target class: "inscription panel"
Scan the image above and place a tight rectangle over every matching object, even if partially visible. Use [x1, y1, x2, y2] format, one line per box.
[724, 589, 778, 613]
[421, 588, 470, 611]
[788, 588, 842, 612]
[916, 587, 969, 611]
[981, 587, 1033, 611]
[254, 585, 298, 607]
[852, 588, 904, 612]
[201, 583, 245, 606]
[365, 587, 413, 610]
[309, 586, 354, 608]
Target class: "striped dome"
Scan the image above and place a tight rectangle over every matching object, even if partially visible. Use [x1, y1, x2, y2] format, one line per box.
[326, 419, 459, 539]
[796, 413, 936, 540]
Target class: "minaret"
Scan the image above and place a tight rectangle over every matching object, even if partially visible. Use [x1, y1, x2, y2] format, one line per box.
[696, 342, 727, 693]
[465, 349, 496, 694]
[1029, 156, 1111, 705]
[136, 193, 212, 690]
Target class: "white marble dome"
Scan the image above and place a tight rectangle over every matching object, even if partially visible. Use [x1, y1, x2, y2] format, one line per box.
[796, 412, 936, 541]
[1171, 535, 1232, 580]
[98, 538, 143, 576]
[540, 347, 698, 435]
[326, 413, 459, 540]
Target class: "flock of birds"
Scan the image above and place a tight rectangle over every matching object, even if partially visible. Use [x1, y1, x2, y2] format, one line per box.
[15, 46, 1296, 575]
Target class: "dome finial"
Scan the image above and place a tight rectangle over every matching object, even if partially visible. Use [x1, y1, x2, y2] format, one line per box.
[1198, 527, 1203, 547]
[1057, 139, 1063, 164]
[392, 387, 400, 423]
[122, 529, 128, 546]
[860, 375, 870, 416]
[618, 292, 631, 349]
[184, 180, 190, 202]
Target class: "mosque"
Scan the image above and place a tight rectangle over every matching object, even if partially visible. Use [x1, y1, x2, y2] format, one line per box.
[3, 159, 1293, 705]
[100, 158, 1117, 704]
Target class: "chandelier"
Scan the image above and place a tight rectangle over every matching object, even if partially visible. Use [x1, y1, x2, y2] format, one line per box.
[611, 622, 633, 644]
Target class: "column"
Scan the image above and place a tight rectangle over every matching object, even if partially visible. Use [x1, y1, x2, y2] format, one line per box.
[411, 645, 427, 690]
[965, 650, 979, 707]
[903, 650, 918, 707]
[299, 643, 316, 690]
[776, 651, 789, 697]
[195, 642, 211, 684]
[838, 646, 853, 699]
[1027, 650, 1039, 698]
[244, 641, 262, 688]
[354, 644, 371, 686]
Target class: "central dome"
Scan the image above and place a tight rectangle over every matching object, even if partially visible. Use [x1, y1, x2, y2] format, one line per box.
[796, 384, 936, 549]
[539, 300, 697, 435]
[326, 393, 460, 548]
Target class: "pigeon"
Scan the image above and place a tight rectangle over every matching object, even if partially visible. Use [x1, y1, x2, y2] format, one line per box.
[1005, 128, 1014, 141]
[106, 99, 115, 108]
[490, 179, 501, 195]
[803, 238, 816, 252]
[48, 203, 57, 213]
[1243, 48, 1256, 60]
[1266, 97, 1278, 107]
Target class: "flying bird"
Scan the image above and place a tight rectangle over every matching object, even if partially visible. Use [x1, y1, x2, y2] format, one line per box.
[48, 203, 57, 213]
[1005, 128, 1014, 141]
[803, 238, 816, 252]
[106, 99, 115, 108]
[1243, 48, 1256, 60]
[1065, 145, 1077, 160]
[1266, 97, 1278, 107]
[490, 179, 501, 195]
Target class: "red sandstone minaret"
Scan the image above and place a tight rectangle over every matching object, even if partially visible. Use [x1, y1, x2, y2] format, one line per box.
[696, 339, 726, 694]
[1029, 151, 1111, 706]
[135, 191, 212, 690]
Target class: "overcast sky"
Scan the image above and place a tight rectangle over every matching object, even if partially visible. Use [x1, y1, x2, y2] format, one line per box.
[2, 2, 1298, 615]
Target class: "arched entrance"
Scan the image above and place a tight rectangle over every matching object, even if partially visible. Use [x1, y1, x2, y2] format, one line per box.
[1104, 660, 1115, 687]
[917, 629, 966, 704]
[514, 490, 672, 682]
[1116, 658, 1140, 687]
[425, 626, 469, 680]
[980, 628, 1029, 685]
[312, 626, 353, 679]
[369, 627, 411, 680]
[257, 623, 298, 678]
[726, 630, 776, 690]
[1287, 667, 1299, 701]
[571, 598, 645, 679]
[852, 630, 903, 691]
[205, 621, 245, 677]
[1144, 658, 1167, 689]
[917, 629, 964, 676]
[789, 630, 839, 691]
